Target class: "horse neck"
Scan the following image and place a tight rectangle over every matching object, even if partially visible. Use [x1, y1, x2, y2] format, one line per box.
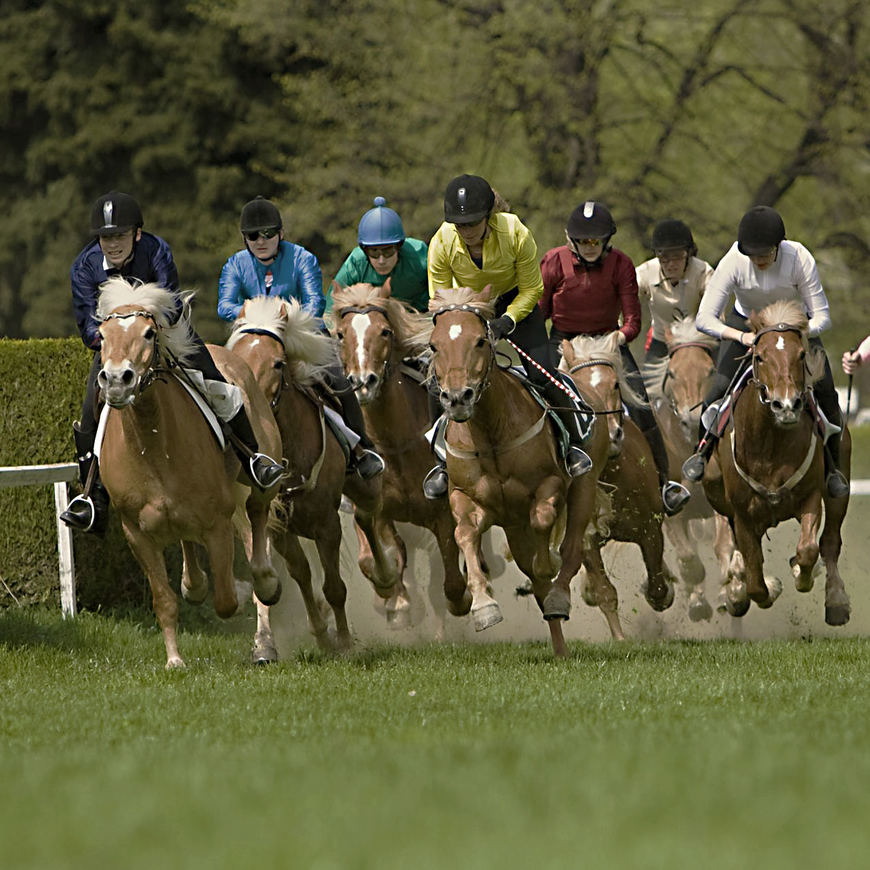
[365, 353, 423, 438]
[113, 380, 176, 451]
[468, 366, 533, 439]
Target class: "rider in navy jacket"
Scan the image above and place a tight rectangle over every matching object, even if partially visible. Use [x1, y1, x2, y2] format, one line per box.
[60, 192, 285, 535]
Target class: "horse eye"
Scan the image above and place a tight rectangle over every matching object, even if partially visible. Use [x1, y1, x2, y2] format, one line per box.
[273, 359, 286, 371]
[336, 330, 344, 340]
[381, 328, 393, 338]
[428, 343, 437, 354]
[143, 327, 155, 341]
[475, 336, 487, 348]
[799, 349, 806, 360]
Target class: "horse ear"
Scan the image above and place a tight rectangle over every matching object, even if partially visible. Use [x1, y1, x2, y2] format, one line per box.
[560, 339, 576, 367]
[476, 283, 495, 304]
[277, 300, 290, 322]
[375, 278, 393, 299]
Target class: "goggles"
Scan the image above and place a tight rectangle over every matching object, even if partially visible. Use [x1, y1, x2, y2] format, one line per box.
[364, 245, 399, 260]
[572, 237, 604, 247]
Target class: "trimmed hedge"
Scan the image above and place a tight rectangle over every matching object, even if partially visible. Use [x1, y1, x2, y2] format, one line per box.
[0, 338, 151, 611]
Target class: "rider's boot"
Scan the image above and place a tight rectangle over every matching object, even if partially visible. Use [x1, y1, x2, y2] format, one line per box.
[59, 422, 110, 535]
[642, 423, 690, 516]
[423, 392, 448, 499]
[227, 407, 285, 490]
[825, 432, 850, 499]
[682, 414, 717, 483]
[336, 386, 384, 480]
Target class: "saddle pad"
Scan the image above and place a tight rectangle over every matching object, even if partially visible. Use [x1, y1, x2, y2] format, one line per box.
[507, 365, 595, 442]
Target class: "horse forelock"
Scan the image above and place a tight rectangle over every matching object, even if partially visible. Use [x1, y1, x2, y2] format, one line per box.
[227, 295, 288, 349]
[754, 299, 808, 332]
[429, 287, 496, 321]
[667, 316, 718, 351]
[332, 283, 429, 354]
[96, 278, 197, 366]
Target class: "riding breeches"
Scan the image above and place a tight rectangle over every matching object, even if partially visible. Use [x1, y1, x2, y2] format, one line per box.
[321, 359, 371, 446]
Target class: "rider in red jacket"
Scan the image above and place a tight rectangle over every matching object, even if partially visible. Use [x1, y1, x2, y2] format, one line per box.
[540, 201, 691, 516]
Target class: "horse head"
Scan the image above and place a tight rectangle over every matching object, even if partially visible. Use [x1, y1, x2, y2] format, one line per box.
[749, 301, 816, 427]
[95, 278, 194, 408]
[662, 318, 717, 437]
[561, 332, 624, 456]
[332, 280, 397, 404]
[428, 285, 497, 422]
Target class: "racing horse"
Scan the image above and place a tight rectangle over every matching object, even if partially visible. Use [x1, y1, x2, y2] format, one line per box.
[330, 281, 468, 633]
[644, 317, 734, 620]
[560, 333, 676, 639]
[703, 300, 851, 623]
[95, 278, 282, 667]
[226, 295, 407, 659]
[426, 286, 609, 657]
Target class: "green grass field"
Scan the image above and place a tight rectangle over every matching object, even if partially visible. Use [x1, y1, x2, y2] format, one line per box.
[3, 609, 870, 870]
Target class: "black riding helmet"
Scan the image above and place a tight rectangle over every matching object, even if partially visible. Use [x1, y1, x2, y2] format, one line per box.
[737, 206, 785, 255]
[566, 201, 616, 241]
[91, 191, 143, 234]
[240, 196, 283, 233]
[652, 218, 696, 257]
[444, 174, 495, 224]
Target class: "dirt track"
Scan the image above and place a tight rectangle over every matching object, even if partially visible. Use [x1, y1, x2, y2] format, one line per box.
[267, 491, 869, 655]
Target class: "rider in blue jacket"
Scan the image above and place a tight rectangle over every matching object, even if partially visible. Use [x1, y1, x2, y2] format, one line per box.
[217, 197, 384, 479]
[60, 192, 285, 534]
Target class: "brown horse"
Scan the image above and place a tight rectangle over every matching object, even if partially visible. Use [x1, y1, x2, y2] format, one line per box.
[226, 295, 408, 658]
[703, 300, 851, 623]
[426, 287, 609, 657]
[95, 278, 281, 667]
[645, 317, 734, 620]
[331, 282, 468, 631]
[560, 333, 676, 639]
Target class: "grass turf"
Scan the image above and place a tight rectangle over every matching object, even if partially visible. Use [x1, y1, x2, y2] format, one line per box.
[2, 608, 870, 869]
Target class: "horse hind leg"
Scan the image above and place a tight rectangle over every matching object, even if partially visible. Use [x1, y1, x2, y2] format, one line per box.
[580, 545, 624, 641]
[180, 541, 208, 605]
[820, 495, 850, 626]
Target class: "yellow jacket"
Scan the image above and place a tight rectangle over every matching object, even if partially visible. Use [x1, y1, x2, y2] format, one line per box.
[427, 212, 544, 323]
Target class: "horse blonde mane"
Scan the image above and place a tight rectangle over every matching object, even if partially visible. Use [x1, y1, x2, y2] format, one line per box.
[225, 295, 336, 385]
[96, 277, 198, 366]
[560, 332, 648, 408]
[330, 283, 430, 355]
[643, 316, 718, 397]
[751, 299, 825, 385]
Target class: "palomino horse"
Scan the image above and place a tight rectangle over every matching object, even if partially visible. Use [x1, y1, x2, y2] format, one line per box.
[560, 333, 676, 639]
[95, 278, 282, 667]
[644, 317, 734, 620]
[703, 300, 851, 623]
[226, 296, 407, 659]
[426, 287, 609, 657]
[331, 282, 467, 631]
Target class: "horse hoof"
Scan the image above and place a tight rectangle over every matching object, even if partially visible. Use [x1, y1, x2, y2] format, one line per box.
[255, 579, 282, 607]
[252, 644, 278, 665]
[386, 608, 412, 630]
[543, 587, 571, 621]
[726, 597, 750, 618]
[688, 595, 713, 622]
[825, 604, 851, 626]
[181, 584, 208, 606]
[472, 602, 503, 631]
[645, 582, 675, 613]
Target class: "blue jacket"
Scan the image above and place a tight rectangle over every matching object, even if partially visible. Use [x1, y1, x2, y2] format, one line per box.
[217, 241, 324, 322]
[70, 232, 180, 349]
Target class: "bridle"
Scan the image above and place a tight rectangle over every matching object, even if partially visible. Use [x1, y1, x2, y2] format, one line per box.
[337, 304, 396, 382]
[100, 309, 169, 396]
[748, 322, 808, 408]
[565, 358, 625, 417]
[233, 326, 289, 410]
[429, 304, 497, 402]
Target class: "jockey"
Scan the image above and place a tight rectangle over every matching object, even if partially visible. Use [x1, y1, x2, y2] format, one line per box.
[218, 196, 384, 480]
[327, 196, 429, 314]
[682, 205, 849, 499]
[540, 202, 692, 516]
[61, 192, 285, 534]
[423, 173, 594, 499]
[636, 219, 714, 367]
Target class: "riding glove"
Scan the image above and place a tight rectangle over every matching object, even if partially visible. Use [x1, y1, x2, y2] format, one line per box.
[489, 314, 516, 341]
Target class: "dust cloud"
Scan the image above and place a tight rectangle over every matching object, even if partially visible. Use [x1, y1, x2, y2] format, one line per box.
[267, 503, 870, 657]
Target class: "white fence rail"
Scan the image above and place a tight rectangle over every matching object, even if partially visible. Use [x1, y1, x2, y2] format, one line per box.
[1, 463, 869, 619]
[0, 463, 78, 617]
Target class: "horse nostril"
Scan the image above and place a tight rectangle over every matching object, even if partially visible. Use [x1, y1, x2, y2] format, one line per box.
[771, 400, 783, 412]
[97, 370, 108, 386]
[348, 374, 361, 390]
[461, 388, 475, 404]
[121, 369, 135, 386]
[365, 373, 378, 389]
[793, 397, 803, 412]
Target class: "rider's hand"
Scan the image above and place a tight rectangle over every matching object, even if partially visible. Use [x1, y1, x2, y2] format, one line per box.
[489, 314, 516, 341]
[843, 350, 862, 375]
[617, 332, 627, 346]
[740, 331, 756, 347]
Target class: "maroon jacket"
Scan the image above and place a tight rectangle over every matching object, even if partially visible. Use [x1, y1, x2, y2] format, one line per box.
[539, 245, 641, 342]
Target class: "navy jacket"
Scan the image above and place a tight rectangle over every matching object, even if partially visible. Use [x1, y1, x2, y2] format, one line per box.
[70, 232, 180, 349]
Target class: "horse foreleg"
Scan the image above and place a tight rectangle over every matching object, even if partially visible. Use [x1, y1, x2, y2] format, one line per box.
[203, 520, 240, 621]
[664, 514, 711, 621]
[638, 523, 676, 613]
[270, 529, 333, 652]
[733, 518, 781, 610]
[713, 514, 738, 612]
[244, 490, 281, 606]
[180, 540, 208, 605]
[820, 492, 850, 626]
[792, 497, 822, 593]
[121, 521, 183, 668]
[449, 490, 500, 631]
[313, 516, 355, 649]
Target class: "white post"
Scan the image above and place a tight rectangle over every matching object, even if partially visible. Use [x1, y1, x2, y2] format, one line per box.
[54, 481, 77, 618]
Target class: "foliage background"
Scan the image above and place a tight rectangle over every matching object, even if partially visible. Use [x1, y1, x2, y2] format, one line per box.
[1, 0, 868, 378]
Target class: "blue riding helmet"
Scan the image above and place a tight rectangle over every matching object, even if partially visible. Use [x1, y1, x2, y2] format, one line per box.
[358, 196, 406, 246]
